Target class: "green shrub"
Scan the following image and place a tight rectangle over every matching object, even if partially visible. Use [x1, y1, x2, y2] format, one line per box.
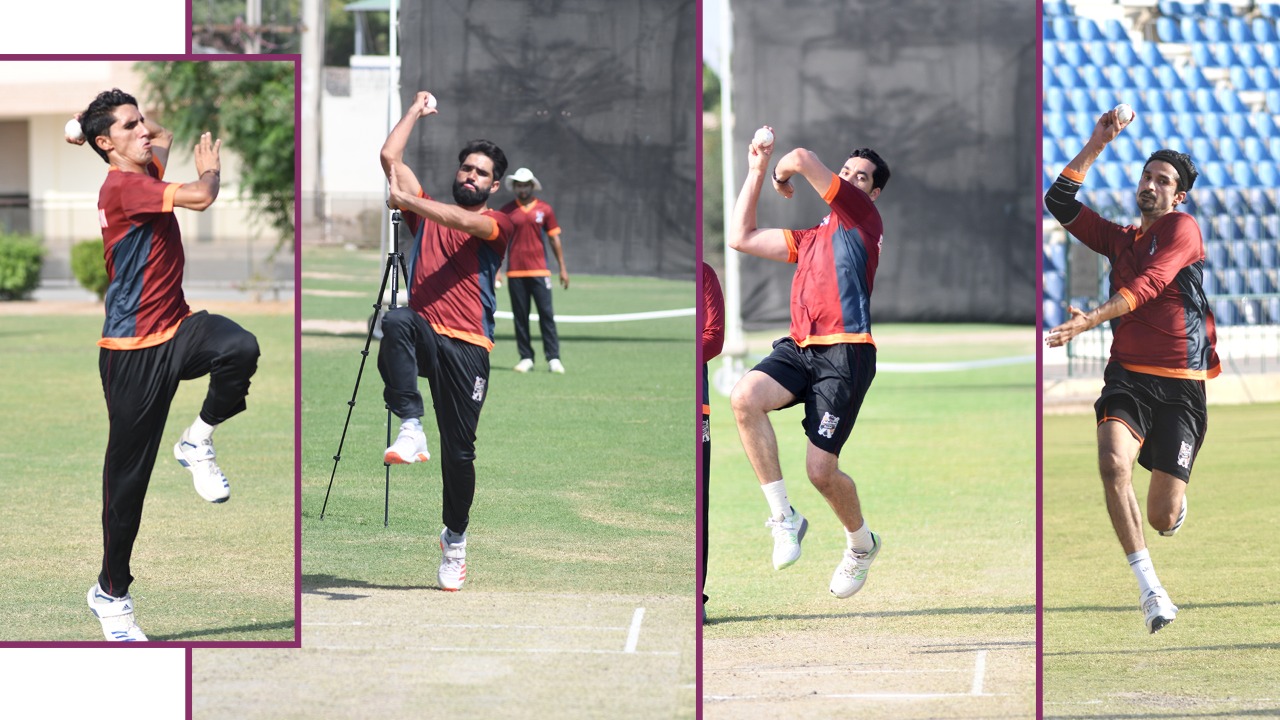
[0, 232, 43, 300]
[71, 239, 109, 301]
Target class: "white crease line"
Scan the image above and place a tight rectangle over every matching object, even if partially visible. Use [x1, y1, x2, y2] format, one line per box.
[306, 622, 626, 631]
[970, 650, 988, 696]
[624, 607, 645, 653]
[708, 693, 1001, 701]
[708, 668, 960, 676]
[308, 645, 678, 656]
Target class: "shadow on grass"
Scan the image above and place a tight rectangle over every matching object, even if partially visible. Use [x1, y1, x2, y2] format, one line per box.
[159, 619, 296, 642]
[1046, 711, 1280, 719]
[706, 603, 1034, 626]
[1046, 600, 1280, 614]
[303, 574, 438, 601]
[1045, 640, 1280, 657]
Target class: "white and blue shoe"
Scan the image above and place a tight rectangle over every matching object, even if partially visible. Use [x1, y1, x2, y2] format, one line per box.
[87, 583, 147, 642]
[830, 532, 882, 599]
[174, 432, 230, 503]
[1142, 586, 1178, 633]
[765, 509, 808, 570]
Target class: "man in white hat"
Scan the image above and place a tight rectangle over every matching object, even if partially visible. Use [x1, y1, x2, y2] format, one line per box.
[499, 167, 570, 373]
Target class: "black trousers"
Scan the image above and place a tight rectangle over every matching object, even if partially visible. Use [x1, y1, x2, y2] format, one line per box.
[508, 276, 560, 362]
[98, 311, 259, 597]
[377, 307, 490, 534]
[701, 363, 710, 605]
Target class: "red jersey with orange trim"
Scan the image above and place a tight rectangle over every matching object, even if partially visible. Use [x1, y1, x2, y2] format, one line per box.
[781, 174, 883, 348]
[404, 191, 514, 351]
[701, 262, 725, 362]
[1064, 205, 1220, 379]
[97, 160, 189, 350]
[499, 198, 559, 277]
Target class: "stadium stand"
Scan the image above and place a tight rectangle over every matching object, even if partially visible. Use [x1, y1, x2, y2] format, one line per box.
[1043, 0, 1280, 332]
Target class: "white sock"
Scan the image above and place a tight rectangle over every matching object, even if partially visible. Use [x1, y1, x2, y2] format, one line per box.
[188, 416, 217, 443]
[1127, 549, 1161, 595]
[401, 417, 422, 431]
[845, 522, 874, 553]
[761, 479, 791, 519]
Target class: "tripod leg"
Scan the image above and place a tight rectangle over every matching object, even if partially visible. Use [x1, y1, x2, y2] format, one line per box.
[319, 254, 396, 520]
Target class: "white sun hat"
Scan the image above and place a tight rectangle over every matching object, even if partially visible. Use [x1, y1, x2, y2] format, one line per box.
[504, 167, 542, 191]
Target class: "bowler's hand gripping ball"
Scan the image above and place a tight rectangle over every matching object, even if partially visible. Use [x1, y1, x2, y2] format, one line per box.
[753, 127, 774, 148]
[65, 118, 84, 142]
[1113, 103, 1134, 125]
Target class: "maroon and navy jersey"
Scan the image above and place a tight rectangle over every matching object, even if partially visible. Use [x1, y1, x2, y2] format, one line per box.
[404, 191, 513, 351]
[499, 198, 560, 277]
[782, 173, 883, 348]
[97, 160, 189, 350]
[1064, 206, 1220, 379]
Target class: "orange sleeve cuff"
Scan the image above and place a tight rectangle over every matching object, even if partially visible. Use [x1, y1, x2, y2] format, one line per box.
[151, 157, 166, 180]
[547, 227, 561, 237]
[1117, 287, 1137, 311]
[821, 173, 841, 204]
[782, 230, 798, 263]
[481, 216, 499, 241]
[162, 183, 181, 212]
[1061, 167, 1086, 183]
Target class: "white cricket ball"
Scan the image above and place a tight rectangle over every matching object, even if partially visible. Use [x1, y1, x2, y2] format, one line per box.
[65, 118, 84, 142]
[426, 93, 437, 110]
[1113, 103, 1134, 125]
[753, 127, 774, 147]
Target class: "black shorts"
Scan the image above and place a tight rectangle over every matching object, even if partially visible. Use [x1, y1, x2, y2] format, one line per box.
[1094, 362, 1208, 482]
[752, 338, 876, 456]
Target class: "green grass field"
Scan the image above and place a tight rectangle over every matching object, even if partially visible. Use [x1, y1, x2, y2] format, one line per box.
[1043, 401, 1280, 718]
[0, 305, 295, 642]
[193, 245, 696, 719]
[703, 325, 1036, 719]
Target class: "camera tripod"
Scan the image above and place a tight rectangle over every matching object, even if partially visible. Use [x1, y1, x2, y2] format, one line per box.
[319, 209, 410, 527]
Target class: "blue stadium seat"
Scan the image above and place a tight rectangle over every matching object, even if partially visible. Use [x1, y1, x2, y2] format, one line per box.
[1203, 267, 1219, 294]
[1132, 65, 1159, 92]
[1191, 137, 1222, 163]
[1079, 18, 1106, 41]
[1157, 65, 1186, 90]
[1230, 66, 1260, 91]
[1158, 0, 1180, 16]
[1263, 44, 1280, 68]
[1203, 161, 1231, 187]
[1097, 88, 1123, 112]
[1214, 298, 1238, 325]
[1243, 135, 1272, 162]
[1230, 240, 1256, 268]
[1056, 66, 1083, 89]
[1225, 267, 1247, 293]
[1086, 41, 1119, 68]
[1062, 42, 1090, 67]
[1104, 19, 1130, 41]
[1142, 88, 1172, 113]
[1218, 90, 1248, 113]
[1248, 188, 1276, 215]
[1196, 42, 1222, 68]
[1043, 300, 1064, 329]
[1045, 90, 1067, 114]
[1260, 2, 1280, 19]
[1205, 18, 1229, 42]
[1208, 1, 1236, 17]
[1194, 89, 1225, 113]
[1215, 215, 1240, 240]
[1114, 42, 1142, 67]
[1233, 161, 1261, 187]
[1253, 67, 1280, 91]
[1052, 18, 1079, 41]
[1043, 20, 1056, 41]
[1044, 0, 1071, 16]
[1043, 167, 1054, 193]
[1182, 66, 1214, 90]
[1229, 114, 1259, 139]
[1113, 135, 1142, 163]
[1244, 214, 1262, 240]
[1044, 271, 1066, 301]
[1223, 188, 1250, 213]
[1180, 18, 1209, 42]
[1261, 240, 1278, 265]
[1226, 16, 1252, 42]
[1176, 114, 1206, 138]
[1044, 42, 1062, 66]
[1266, 297, 1280, 324]
[1170, 89, 1198, 113]
[1156, 16, 1180, 42]
[1256, 114, 1280, 139]
[1108, 66, 1137, 90]
[1082, 66, 1113, 89]
[1266, 216, 1280, 239]
[1067, 88, 1092, 114]
[1044, 65, 1060, 90]
[1207, 240, 1229, 268]
[1253, 17, 1280, 42]
[1147, 112, 1176, 139]
[1046, 113, 1070, 139]
[1139, 43, 1169, 67]
[1248, 268, 1274, 293]
[1196, 189, 1224, 214]
[1140, 136, 1164, 157]
[1238, 43, 1264, 68]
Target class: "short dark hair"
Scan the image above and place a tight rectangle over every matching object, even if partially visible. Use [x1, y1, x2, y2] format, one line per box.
[81, 88, 139, 164]
[458, 139, 508, 182]
[849, 148, 890, 191]
[1144, 149, 1198, 193]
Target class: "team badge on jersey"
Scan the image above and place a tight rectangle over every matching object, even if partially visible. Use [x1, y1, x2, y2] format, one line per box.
[472, 376, 486, 402]
[817, 412, 840, 439]
[535, 210, 545, 224]
[1177, 440, 1192, 469]
[1149, 233, 1159, 256]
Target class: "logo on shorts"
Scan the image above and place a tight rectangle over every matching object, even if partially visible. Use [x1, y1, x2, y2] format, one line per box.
[472, 376, 486, 402]
[818, 412, 840, 439]
[702, 418, 710, 443]
[1177, 440, 1193, 469]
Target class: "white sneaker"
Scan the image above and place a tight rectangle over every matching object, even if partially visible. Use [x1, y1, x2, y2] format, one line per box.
[174, 432, 230, 503]
[438, 529, 467, 591]
[1142, 586, 1178, 633]
[830, 532, 881, 599]
[87, 584, 147, 642]
[1158, 496, 1187, 537]
[548, 358, 565, 374]
[385, 422, 430, 464]
[513, 358, 534, 373]
[765, 509, 807, 570]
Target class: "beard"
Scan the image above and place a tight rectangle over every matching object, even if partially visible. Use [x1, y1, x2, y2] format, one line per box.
[452, 179, 489, 207]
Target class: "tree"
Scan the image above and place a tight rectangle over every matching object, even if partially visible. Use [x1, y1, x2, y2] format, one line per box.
[137, 61, 295, 253]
